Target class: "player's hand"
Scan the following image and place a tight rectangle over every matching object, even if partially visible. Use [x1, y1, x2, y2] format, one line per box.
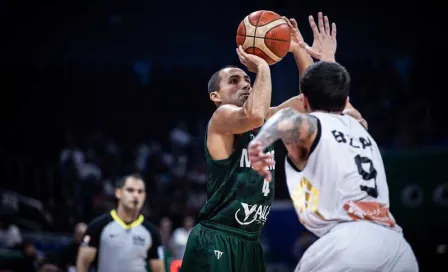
[282, 17, 305, 53]
[236, 45, 268, 73]
[248, 141, 274, 182]
[299, 12, 337, 62]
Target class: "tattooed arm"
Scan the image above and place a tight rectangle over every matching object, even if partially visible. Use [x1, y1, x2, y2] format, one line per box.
[248, 107, 318, 181]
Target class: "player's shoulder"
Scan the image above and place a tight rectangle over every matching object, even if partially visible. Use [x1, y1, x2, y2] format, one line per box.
[311, 112, 359, 130]
[87, 211, 114, 230]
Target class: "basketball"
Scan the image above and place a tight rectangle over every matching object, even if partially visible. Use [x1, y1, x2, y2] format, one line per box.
[236, 10, 291, 65]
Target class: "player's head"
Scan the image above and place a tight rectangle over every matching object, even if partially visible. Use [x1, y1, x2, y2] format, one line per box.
[208, 65, 252, 107]
[300, 61, 350, 113]
[115, 173, 146, 212]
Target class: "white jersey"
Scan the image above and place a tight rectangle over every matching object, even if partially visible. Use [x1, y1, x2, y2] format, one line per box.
[285, 112, 401, 237]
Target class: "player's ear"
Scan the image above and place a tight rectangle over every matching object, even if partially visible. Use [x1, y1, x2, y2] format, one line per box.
[302, 94, 311, 112]
[115, 188, 121, 200]
[209, 91, 222, 104]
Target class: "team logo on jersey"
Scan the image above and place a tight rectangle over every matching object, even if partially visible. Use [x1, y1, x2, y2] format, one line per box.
[234, 202, 271, 225]
[132, 235, 146, 246]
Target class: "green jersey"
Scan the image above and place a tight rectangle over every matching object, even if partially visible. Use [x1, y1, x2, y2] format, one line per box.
[197, 127, 275, 234]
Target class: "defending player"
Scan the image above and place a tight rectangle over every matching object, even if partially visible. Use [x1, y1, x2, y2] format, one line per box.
[76, 174, 164, 272]
[247, 17, 418, 272]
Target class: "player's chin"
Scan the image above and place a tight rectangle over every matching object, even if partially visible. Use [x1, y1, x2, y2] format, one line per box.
[238, 96, 249, 104]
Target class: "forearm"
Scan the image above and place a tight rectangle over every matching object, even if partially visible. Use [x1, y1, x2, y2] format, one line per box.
[76, 262, 90, 272]
[344, 102, 368, 129]
[292, 47, 314, 79]
[267, 96, 305, 119]
[243, 64, 272, 119]
[254, 108, 317, 150]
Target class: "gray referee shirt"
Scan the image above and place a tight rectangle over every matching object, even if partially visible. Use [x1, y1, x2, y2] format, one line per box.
[81, 210, 163, 272]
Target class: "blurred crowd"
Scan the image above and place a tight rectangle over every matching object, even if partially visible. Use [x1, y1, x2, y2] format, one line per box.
[1, 55, 445, 271]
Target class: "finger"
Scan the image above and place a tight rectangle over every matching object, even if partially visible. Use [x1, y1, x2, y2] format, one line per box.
[251, 161, 264, 170]
[318, 12, 325, 34]
[282, 16, 293, 28]
[300, 42, 321, 59]
[262, 158, 275, 167]
[306, 49, 322, 59]
[238, 45, 248, 58]
[236, 49, 246, 64]
[249, 152, 272, 165]
[331, 22, 337, 38]
[324, 15, 330, 36]
[264, 171, 272, 182]
[248, 143, 262, 155]
[259, 153, 273, 162]
[298, 41, 313, 51]
[290, 18, 298, 29]
[308, 15, 319, 40]
[237, 46, 248, 63]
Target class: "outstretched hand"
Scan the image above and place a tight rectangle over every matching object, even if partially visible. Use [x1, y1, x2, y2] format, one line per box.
[299, 12, 337, 62]
[248, 141, 274, 182]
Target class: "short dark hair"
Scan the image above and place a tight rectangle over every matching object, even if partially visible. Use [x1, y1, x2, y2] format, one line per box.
[115, 173, 144, 188]
[300, 61, 350, 112]
[207, 65, 239, 94]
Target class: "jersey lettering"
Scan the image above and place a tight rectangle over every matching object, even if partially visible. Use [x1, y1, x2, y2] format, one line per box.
[240, 148, 275, 170]
[331, 130, 373, 150]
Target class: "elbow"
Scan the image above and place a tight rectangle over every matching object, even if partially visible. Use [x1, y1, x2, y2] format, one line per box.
[247, 113, 265, 128]
[242, 106, 266, 128]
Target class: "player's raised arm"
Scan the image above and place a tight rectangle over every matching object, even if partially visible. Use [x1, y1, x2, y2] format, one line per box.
[209, 46, 272, 135]
[267, 13, 336, 119]
[249, 107, 318, 181]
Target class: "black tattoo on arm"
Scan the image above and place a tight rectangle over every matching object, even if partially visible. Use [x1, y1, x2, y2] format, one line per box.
[254, 107, 318, 150]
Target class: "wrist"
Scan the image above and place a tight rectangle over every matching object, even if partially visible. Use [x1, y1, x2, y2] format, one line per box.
[320, 52, 336, 62]
[256, 62, 270, 71]
[291, 46, 307, 56]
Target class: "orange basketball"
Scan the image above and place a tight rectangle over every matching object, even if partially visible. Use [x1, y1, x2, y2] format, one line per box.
[236, 10, 291, 65]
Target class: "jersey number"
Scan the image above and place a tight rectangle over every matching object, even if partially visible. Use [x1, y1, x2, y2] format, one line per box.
[262, 179, 270, 196]
[354, 155, 378, 198]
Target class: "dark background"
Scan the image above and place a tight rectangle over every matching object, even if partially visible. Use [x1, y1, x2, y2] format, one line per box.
[1, 0, 446, 271]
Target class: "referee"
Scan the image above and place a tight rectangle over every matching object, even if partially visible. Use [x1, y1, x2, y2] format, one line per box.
[76, 174, 164, 272]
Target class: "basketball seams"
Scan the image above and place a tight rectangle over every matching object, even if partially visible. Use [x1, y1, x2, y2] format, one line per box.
[263, 23, 289, 58]
[236, 35, 290, 43]
[253, 10, 266, 54]
[237, 10, 291, 65]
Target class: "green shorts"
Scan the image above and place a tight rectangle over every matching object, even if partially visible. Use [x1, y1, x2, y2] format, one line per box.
[180, 221, 266, 272]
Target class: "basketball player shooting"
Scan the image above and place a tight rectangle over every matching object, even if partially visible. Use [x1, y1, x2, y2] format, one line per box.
[181, 11, 367, 272]
[247, 15, 419, 272]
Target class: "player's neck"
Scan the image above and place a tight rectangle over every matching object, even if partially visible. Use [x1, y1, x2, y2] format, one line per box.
[313, 110, 343, 115]
[116, 205, 138, 223]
